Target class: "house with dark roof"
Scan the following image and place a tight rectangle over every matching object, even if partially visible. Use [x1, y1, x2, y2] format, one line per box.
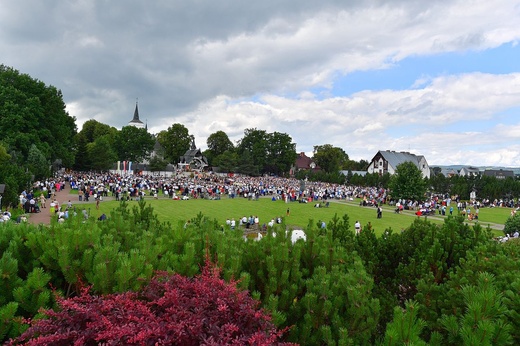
[178, 140, 208, 171]
[290, 152, 319, 175]
[483, 169, 514, 179]
[367, 150, 430, 178]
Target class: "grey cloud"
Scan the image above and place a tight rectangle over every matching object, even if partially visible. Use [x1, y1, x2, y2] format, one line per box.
[1, 0, 520, 166]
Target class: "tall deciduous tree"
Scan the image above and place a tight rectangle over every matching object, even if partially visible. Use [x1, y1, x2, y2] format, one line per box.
[157, 124, 194, 164]
[74, 120, 118, 171]
[77, 119, 116, 144]
[205, 130, 235, 167]
[0, 143, 30, 207]
[236, 129, 296, 176]
[115, 126, 155, 163]
[265, 132, 297, 176]
[312, 144, 348, 173]
[388, 161, 427, 201]
[207, 130, 234, 157]
[237, 128, 268, 173]
[0, 65, 77, 168]
[213, 150, 239, 173]
[87, 136, 117, 171]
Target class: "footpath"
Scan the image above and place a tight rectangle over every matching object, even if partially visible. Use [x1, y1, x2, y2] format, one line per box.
[27, 188, 84, 225]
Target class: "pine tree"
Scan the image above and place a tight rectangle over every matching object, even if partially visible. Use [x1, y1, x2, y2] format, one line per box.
[439, 272, 513, 345]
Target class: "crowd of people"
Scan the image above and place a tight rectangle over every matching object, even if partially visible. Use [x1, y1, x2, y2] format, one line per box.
[1, 170, 518, 229]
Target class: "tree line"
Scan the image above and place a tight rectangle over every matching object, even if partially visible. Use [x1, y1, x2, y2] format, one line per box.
[2, 64, 519, 208]
[0, 64, 365, 207]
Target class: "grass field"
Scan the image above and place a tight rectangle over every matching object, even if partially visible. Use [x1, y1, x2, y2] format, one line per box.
[76, 194, 508, 237]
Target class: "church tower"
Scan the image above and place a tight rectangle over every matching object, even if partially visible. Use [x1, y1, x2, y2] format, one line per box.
[128, 100, 145, 129]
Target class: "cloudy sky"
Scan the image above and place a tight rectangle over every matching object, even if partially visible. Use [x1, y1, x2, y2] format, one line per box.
[2, 0, 520, 167]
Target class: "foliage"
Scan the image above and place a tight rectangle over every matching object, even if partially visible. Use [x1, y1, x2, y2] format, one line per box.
[294, 169, 347, 184]
[115, 126, 155, 162]
[237, 128, 268, 173]
[0, 143, 31, 208]
[206, 130, 235, 166]
[73, 119, 118, 171]
[0, 65, 76, 200]
[0, 65, 77, 168]
[27, 144, 49, 180]
[77, 119, 116, 143]
[236, 128, 296, 176]
[388, 161, 427, 201]
[265, 132, 297, 176]
[343, 159, 369, 171]
[1, 197, 520, 345]
[87, 135, 118, 171]
[438, 272, 513, 346]
[381, 300, 430, 346]
[312, 144, 349, 174]
[9, 262, 295, 346]
[147, 155, 169, 171]
[214, 150, 239, 173]
[503, 213, 520, 236]
[157, 123, 194, 164]
[237, 150, 260, 176]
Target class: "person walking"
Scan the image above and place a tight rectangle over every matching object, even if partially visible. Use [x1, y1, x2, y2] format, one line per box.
[39, 194, 46, 208]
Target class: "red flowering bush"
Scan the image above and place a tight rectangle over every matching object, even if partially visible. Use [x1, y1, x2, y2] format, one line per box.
[8, 261, 295, 345]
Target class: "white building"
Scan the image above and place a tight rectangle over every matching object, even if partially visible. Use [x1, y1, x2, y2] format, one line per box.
[367, 150, 430, 179]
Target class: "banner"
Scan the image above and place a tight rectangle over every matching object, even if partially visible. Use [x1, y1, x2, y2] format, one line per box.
[128, 161, 133, 172]
[117, 161, 121, 173]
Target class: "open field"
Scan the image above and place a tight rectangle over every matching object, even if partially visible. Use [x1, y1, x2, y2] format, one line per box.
[73, 194, 507, 237]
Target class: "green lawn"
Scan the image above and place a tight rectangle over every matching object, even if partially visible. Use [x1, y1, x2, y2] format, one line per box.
[75, 194, 507, 237]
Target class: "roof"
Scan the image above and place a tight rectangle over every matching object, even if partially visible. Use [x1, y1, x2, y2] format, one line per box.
[440, 168, 458, 177]
[129, 102, 144, 125]
[378, 150, 424, 169]
[295, 152, 317, 170]
[483, 169, 515, 177]
[179, 145, 209, 166]
[460, 166, 480, 172]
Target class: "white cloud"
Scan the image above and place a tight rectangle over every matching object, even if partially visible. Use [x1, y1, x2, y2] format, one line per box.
[176, 71, 520, 166]
[2, 0, 520, 166]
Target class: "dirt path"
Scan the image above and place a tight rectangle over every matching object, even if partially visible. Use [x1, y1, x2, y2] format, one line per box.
[27, 188, 81, 225]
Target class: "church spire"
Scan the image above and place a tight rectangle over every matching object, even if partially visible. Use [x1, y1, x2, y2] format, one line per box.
[132, 99, 140, 122]
[128, 98, 145, 128]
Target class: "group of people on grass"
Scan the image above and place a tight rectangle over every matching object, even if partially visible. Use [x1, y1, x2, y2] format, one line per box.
[49, 171, 388, 205]
[8, 170, 518, 227]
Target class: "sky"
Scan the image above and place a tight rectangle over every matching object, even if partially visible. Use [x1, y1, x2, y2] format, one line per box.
[1, 0, 520, 167]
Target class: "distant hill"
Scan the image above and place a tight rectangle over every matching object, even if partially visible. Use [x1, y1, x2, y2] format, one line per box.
[432, 165, 520, 175]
